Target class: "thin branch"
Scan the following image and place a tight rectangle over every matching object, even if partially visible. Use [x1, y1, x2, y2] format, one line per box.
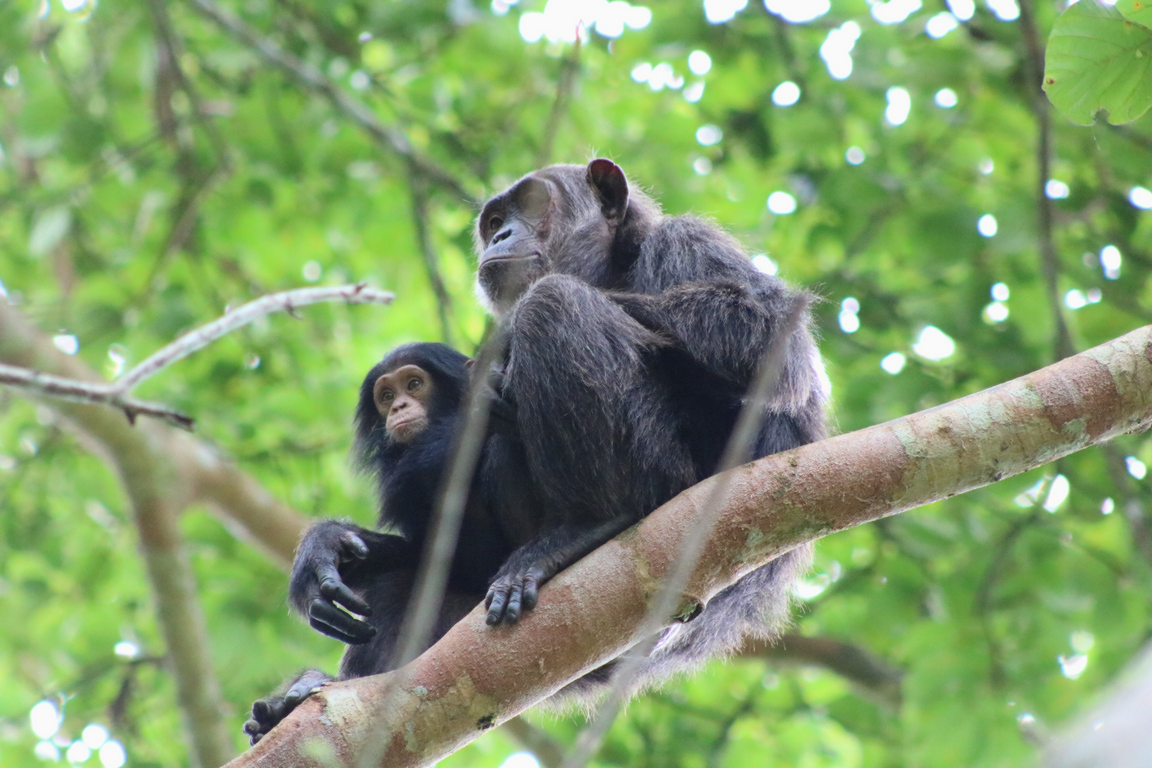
[1018, 0, 1075, 361]
[355, 330, 507, 768]
[536, 41, 582, 169]
[184, 0, 478, 206]
[0, 364, 194, 429]
[148, 0, 232, 165]
[392, 333, 503, 668]
[746, 634, 902, 709]
[115, 284, 393, 392]
[406, 166, 455, 345]
[0, 285, 392, 428]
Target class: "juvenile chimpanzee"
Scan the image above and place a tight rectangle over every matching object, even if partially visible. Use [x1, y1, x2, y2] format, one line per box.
[243, 342, 538, 744]
[281, 160, 828, 713]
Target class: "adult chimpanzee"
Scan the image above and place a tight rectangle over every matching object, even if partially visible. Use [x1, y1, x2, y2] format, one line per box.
[474, 160, 828, 639]
[257, 159, 827, 738]
[243, 342, 540, 744]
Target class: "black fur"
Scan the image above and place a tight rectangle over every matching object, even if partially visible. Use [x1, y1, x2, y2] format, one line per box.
[245, 160, 829, 742]
[476, 160, 828, 697]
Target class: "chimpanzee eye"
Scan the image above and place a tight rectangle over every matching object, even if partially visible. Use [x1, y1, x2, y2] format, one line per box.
[378, 389, 395, 403]
[488, 216, 504, 234]
[407, 377, 423, 392]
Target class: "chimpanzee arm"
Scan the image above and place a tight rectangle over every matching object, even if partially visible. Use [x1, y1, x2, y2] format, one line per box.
[289, 520, 420, 644]
[617, 214, 820, 387]
[485, 517, 637, 625]
[608, 280, 815, 396]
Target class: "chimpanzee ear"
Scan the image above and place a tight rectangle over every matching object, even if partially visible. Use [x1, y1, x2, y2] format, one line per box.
[587, 159, 629, 222]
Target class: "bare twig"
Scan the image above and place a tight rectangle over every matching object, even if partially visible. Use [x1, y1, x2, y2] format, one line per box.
[116, 284, 393, 391]
[406, 166, 455, 344]
[1018, 0, 1075, 361]
[0, 364, 194, 429]
[184, 0, 477, 206]
[0, 285, 393, 428]
[561, 297, 809, 768]
[536, 41, 582, 168]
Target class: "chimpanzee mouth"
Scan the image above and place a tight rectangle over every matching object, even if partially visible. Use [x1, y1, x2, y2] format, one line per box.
[482, 252, 539, 264]
[389, 416, 426, 437]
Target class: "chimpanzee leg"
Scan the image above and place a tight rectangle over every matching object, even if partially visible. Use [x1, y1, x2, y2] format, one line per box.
[484, 275, 696, 624]
[503, 274, 695, 525]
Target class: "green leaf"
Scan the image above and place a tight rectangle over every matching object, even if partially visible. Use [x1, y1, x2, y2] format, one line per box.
[1044, 0, 1152, 125]
[1116, 0, 1152, 28]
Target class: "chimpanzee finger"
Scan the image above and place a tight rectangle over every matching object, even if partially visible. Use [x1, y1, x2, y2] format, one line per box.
[251, 698, 285, 725]
[284, 678, 319, 706]
[308, 599, 376, 644]
[485, 586, 507, 625]
[520, 572, 539, 612]
[340, 531, 370, 560]
[243, 720, 266, 745]
[317, 573, 372, 616]
[503, 584, 523, 624]
[308, 613, 370, 645]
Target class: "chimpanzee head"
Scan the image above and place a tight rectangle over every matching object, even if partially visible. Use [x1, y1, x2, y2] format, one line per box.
[352, 343, 470, 466]
[473, 159, 659, 315]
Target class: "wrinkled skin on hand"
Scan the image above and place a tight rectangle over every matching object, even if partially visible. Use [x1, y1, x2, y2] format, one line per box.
[289, 520, 406, 644]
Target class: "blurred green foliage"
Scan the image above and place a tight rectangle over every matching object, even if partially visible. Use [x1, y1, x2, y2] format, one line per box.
[1, 0, 1151, 766]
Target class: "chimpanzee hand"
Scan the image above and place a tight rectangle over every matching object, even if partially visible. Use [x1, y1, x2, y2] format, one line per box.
[288, 521, 377, 645]
[485, 518, 639, 625]
[243, 669, 332, 745]
[606, 291, 671, 335]
[485, 554, 547, 626]
[483, 361, 518, 437]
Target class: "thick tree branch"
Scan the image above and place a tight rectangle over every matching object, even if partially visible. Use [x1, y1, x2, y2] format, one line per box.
[226, 326, 1152, 768]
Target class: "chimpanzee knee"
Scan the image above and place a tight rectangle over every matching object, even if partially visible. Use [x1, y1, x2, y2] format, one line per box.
[502, 275, 691, 523]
